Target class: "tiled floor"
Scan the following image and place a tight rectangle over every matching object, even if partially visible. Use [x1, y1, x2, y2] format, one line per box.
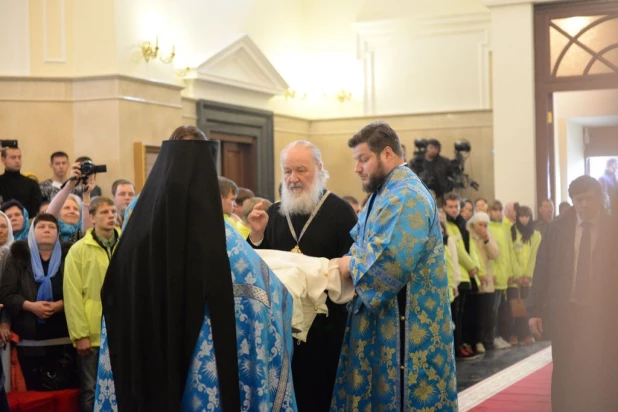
[456, 340, 552, 392]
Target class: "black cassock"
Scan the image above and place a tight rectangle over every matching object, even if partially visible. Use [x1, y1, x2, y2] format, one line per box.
[249, 192, 357, 412]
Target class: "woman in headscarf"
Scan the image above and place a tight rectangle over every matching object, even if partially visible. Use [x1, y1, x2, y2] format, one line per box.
[1, 200, 29, 242]
[45, 162, 94, 243]
[0, 210, 14, 394]
[0, 214, 78, 391]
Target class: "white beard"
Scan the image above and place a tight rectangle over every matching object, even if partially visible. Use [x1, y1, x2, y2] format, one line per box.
[279, 178, 325, 216]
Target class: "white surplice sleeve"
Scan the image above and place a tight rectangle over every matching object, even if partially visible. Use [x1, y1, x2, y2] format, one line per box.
[255, 250, 353, 342]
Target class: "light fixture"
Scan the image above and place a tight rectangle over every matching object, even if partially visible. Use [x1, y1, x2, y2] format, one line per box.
[175, 66, 192, 77]
[284, 88, 307, 100]
[141, 36, 175, 64]
[335, 89, 352, 103]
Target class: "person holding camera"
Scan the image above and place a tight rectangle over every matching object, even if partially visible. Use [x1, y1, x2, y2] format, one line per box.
[409, 139, 452, 203]
[0, 145, 43, 218]
[74, 157, 103, 199]
[46, 163, 96, 243]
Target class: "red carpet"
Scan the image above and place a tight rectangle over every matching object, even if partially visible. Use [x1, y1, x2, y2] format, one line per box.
[471, 363, 552, 411]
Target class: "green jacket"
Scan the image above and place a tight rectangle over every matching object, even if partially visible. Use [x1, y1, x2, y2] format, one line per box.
[489, 220, 514, 290]
[445, 221, 479, 284]
[63, 228, 119, 347]
[509, 227, 542, 287]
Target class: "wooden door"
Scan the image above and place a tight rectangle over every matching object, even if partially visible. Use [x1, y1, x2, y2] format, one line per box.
[210, 132, 257, 192]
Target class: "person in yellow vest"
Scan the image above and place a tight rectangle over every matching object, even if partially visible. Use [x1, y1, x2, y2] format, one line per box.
[508, 203, 541, 346]
[439, 211, 460, 304]
[467, 212, 500, 353]
[488, 200, 514, 350]
[63, 197, 119, 411]
[218, 176, 251, 238]
[443, 193, 481, 359]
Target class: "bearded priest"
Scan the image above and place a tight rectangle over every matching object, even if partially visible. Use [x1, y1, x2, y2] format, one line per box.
[247, 140, 358, 412]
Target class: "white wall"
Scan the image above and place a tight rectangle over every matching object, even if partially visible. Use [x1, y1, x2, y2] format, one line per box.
[114, 0, 305, 86]
[113, 0, 490, 118]
[0, 0, 30, 75]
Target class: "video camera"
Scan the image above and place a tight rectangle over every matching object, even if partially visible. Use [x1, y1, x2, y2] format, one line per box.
[77, 160, 107, 185]
[408, 138, 479, 195]
[448, 139, 479, 192]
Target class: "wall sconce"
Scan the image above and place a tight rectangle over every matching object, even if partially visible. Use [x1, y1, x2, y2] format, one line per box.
[335, 89, 352, 103]
[141, 36, 175, 64]
[284, 88, 307, 100]
[175, 66, 192, 77]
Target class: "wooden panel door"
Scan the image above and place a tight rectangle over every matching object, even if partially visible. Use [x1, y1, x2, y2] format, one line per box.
[210, 132, 257, 192]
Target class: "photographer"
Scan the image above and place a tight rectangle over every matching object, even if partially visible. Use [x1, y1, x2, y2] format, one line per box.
[46, 162, 95, 243]
[409, 139, 452, 201]
[74, 156, 102, 198]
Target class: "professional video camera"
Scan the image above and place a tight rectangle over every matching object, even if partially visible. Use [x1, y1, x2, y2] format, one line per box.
[409, 139, 438, 189]
[448, 139, 479, 192]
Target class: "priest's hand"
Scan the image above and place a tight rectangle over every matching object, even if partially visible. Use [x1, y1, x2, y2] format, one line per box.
[339, 256, 351, 279]
[529, 318, 543, 340]
[248, 200, 269, 242]
[76, 337, 94, 357]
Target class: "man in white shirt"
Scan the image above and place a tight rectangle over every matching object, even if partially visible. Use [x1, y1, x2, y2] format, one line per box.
[529, 175, 617, 411]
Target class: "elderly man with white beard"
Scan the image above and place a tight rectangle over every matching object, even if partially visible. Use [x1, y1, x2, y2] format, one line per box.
[247, 140, 358, 412]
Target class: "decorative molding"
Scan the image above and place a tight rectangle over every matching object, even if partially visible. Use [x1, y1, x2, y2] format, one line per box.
[42, 0, 67, 63]
[354, 13, 492, 115]
[484, 0, 559, 6]
[190, 35, 289, 96]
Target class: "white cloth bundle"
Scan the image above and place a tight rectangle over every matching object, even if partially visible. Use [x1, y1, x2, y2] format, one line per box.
[255, 249, 355, 342]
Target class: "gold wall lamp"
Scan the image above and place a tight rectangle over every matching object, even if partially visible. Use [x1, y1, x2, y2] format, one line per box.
[141, 36, 175, 64]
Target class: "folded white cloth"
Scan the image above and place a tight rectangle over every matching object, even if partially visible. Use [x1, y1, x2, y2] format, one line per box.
[255, 249, 354, 342]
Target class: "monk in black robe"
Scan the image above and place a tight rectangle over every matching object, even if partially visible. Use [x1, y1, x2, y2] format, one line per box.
[247, 140, 357, 412]
[101, 126, 240, 412]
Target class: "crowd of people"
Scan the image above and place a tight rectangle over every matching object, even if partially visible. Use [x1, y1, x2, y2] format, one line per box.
[0, 127, 614, 411]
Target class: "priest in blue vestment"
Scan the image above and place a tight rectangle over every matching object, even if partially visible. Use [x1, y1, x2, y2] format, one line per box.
[333, 121, 458, 411]
[95, 127, 296, 411]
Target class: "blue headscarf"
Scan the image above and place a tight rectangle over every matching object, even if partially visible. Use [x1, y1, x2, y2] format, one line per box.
[58, 195, 83, 242]
[13, 207, 29, 241]
[28, 218, 62, 309]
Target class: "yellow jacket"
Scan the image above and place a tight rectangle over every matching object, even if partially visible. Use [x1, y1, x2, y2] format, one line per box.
[63, 228, 119, 347]
[489, 220, 514, 290]
[445, 221, 479, 284]
[224, 214, 251, 239]
[509, 228, 542, 287]
[444, 237, 460, 303]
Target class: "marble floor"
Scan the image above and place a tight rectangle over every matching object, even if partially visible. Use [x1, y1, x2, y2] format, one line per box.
[456, 340, 552, 392]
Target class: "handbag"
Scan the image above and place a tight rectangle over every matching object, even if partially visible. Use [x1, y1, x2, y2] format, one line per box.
[509, 288, 528, 318]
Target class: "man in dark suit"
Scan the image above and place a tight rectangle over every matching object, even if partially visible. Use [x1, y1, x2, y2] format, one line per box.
[529, 175, 618, 412]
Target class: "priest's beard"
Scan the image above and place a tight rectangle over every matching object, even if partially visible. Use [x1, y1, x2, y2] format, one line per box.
[362, 160, 388, 193]
[279, 175, 326, 216]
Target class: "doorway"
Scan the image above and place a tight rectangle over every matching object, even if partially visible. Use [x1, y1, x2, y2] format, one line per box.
[210, 132, 257, 192]
[197, 100, 275, 200]
[534, 1, 618, 203]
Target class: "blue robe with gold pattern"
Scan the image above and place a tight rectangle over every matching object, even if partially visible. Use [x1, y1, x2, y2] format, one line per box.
[94, 222, 297, 411]
[331, 165, 458, 411]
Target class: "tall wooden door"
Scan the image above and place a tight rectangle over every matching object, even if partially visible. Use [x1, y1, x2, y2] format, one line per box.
[210, 132, 257, 192]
